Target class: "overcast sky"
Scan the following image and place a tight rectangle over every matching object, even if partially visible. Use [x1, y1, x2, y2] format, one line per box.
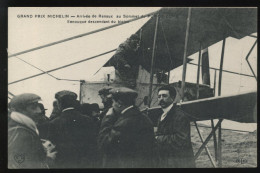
[8, 7, 160, 115]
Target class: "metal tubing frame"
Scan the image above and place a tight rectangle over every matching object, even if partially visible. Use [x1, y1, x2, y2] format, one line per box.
[196, 43, 202, 99]
[217, 37, 226, 167]
[148, 14, 159, 107]
[212, 70, 218, 161]
[181, 8, 192, 100]
[194, 44, 218, 167]
[218, 37, 228, 95]
[195, 119, 223, 159]
[211, 119, 218, 161]
[194, 122, 217, 168]
[245, 39, 257, 81]
[213, 70, 217, 96]
[218, 121, 222, 167]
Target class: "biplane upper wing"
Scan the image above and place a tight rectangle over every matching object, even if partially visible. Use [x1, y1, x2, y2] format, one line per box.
[144, 91, 257, 124]
[179, 91, 257, 123]
[135, 8, 257, 72]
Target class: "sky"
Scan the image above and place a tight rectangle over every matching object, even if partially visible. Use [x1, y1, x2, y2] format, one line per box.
[8, 7, 160, 115]
[8, 7, 257, 131]
[170, 34, 257, 95]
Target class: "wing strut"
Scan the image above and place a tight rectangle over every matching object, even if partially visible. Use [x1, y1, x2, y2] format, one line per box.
[148, 14, 159, 107]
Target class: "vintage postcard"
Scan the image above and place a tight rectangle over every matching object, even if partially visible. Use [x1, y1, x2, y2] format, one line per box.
[8, 7, 257, 168]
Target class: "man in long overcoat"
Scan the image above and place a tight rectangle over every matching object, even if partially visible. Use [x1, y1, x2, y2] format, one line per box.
[8, 93, 55, 168]
[155, 85, 196, 168]
[41, 90, 97, 168]
[98, 87, 155, 168]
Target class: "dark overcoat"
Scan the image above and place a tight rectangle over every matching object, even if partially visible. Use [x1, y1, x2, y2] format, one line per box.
[45, 109, 98, 168]
[8, 119, 48, 168]
[155, 104, 196, 168]
[98, 107, 155, 168]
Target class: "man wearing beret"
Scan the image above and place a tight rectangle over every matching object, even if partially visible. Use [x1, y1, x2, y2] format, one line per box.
[98, 87, 155, 168]
[8, 93, 56, 168]
[42, 90, 97, 168]
[155, 85, 195, 168]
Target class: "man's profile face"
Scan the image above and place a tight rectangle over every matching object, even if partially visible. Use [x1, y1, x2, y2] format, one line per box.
[100, 94, 107, 103]
[158, 90, 174, 109]
[112, 99, 122, 114]
[100, 94, 113, 109]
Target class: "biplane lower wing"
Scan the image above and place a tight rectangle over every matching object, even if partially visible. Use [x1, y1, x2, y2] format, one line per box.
[144, 91, 257, 124]
[179, 91, 257, 123]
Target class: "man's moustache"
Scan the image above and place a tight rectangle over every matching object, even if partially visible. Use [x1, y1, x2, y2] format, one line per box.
[159, 101, 166, 105]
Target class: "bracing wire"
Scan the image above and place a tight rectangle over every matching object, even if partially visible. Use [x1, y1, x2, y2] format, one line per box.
[8, 49, 60, 80]
[8, 10, 158, 59]
[8, 91, 15, 97]
[8, 49, 117, 85]
[160, 19, 174, 70]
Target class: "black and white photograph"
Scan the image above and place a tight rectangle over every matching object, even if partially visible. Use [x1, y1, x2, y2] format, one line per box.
[7, 7, 257, 168]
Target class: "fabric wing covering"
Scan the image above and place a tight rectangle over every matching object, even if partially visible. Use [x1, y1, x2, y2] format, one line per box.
[107, 8, 257, 72]
[145, 91, 257, 123]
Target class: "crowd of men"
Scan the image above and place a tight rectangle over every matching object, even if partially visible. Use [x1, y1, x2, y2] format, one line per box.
[8, 85, 195, 168]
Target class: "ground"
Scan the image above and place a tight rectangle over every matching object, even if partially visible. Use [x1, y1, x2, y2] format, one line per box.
[191, 124, 257, 168]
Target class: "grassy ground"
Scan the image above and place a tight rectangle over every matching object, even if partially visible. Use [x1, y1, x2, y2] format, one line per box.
[191, 125, 257, 168]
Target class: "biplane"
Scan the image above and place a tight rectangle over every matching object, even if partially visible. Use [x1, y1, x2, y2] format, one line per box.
[8, 7, 257, 168]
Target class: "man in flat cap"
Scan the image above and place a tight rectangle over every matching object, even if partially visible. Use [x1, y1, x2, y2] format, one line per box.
[98, 87, 155, 168]
[8, 93, 55, 168]
[98, 86, 113, 120]
[43, 90, 97, 168]
[155, 85, 195, 168]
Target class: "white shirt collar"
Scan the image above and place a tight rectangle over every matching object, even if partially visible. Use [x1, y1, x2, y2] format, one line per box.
[121, 105, 134, 114]
[162, 103, 174, 113]
[160, 103, 174, 121]
[62, 107, 74, 112]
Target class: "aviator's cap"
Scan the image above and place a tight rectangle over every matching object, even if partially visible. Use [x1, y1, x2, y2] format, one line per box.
[98, 86, 113, 96]
[109, 87, 138, 99]
[9, 93, 41, 109]
[55, 90, 77, 100]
